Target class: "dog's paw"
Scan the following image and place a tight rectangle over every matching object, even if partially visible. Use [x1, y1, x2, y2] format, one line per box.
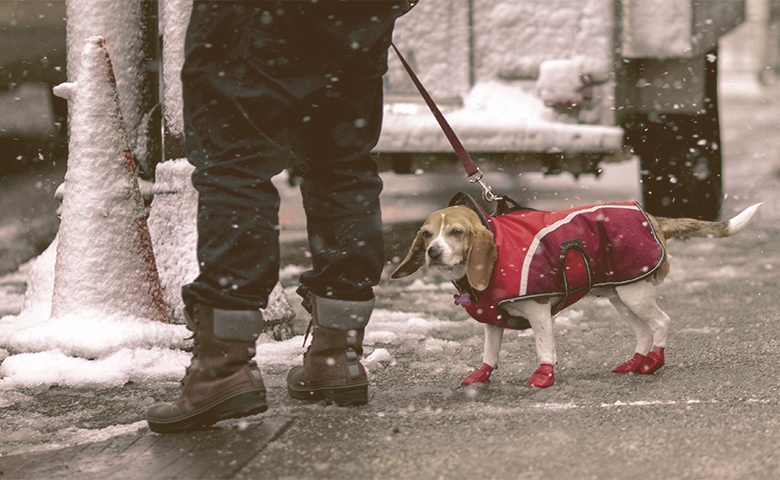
[639, 346, 665, 374]
[612, 352, 646, 373]
[529, 364, 555, 388]
[460, 363, 494, 386]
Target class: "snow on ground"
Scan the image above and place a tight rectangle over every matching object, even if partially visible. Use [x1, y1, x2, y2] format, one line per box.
[0, 240, 504, 389]
[0, 298, 464, 390]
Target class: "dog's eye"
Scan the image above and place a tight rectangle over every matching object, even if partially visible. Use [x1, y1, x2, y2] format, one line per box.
[420, 230, 433, 239]
[449, 228, 464, 237]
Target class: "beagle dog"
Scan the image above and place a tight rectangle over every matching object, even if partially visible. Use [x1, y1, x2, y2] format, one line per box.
[391, 201, 762, 388]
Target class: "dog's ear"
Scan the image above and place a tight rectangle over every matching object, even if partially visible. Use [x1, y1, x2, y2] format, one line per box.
[390, 230, 426, 279]
[466, 228, 497, 291]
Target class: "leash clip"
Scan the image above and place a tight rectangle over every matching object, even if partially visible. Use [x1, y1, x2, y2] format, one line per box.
[469, 168, 501, 203]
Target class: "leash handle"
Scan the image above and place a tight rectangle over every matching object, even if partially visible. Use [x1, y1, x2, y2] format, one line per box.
[391, 42, 499, 202]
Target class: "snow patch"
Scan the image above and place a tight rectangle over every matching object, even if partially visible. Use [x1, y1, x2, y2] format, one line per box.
[0, 313, 190, 359]
[0, 348, 190, 389]
[422, 337, 460, 354]
[364, 348, 396, 367]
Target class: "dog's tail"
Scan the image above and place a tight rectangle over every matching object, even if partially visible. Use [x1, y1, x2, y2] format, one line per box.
[657, 203, 762, 239]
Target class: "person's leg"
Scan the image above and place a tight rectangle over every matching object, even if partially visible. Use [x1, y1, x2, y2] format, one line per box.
[286, 76, 385, 406]
[285, 3, 402, 405]
[148, 2, 299, 432]
[178, 0, 404, 311]
[181, 1, 402, 310]
[180, 2, 295, 312]
[297, 77, 386, 302]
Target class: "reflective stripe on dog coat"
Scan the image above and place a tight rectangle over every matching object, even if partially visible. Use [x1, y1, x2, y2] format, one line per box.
[455, 201, 666, 330]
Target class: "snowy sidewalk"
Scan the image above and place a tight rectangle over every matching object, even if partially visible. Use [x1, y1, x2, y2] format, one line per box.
[1, 224, 778, 479]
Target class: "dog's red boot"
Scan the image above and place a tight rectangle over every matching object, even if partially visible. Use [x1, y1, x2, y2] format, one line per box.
[639, 346, 665, 374]
[612, 352, 646, 373]
[529, 364, 555, 388]
[460, 363, 494, 386]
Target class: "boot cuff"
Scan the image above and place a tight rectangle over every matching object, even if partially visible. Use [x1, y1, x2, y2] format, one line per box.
[314, 296, 374, 330]
[212, 308, 265, 341]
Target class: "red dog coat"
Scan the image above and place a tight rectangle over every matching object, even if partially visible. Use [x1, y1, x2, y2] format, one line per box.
[455, 201, 665, 330]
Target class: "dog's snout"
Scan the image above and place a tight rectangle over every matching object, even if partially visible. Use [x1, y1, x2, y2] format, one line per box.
[427, 244, 443, 260]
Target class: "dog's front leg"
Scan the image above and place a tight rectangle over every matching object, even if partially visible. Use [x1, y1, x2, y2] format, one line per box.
[482, 323, 503, 367]
[525, 300, 556, 388]
[460, 324, 503, 386]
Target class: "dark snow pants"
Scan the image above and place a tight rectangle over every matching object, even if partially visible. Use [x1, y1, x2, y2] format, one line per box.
[180, 1, 404, 311]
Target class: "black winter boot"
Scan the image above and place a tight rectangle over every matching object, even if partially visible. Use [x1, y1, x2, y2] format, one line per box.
[146, 305, 267, 433]
[287, 294, 373, 406]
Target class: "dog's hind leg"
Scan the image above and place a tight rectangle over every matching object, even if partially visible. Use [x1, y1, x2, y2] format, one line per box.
[608, 292, 654, 373]
[460, 324, 503, 386]
[615, 281, 671, 374]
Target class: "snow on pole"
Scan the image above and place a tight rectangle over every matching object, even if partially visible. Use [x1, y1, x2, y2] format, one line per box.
[160, 0, 192, 160]
[65, 0, 159, 178]
[51, 36, 167, 325]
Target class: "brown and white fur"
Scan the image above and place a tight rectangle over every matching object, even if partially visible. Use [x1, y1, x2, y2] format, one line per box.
[391, 203, 762, 388]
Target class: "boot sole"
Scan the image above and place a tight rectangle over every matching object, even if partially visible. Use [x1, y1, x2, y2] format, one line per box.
[287, 382, 368, 406]
[147, 388, 268, 433]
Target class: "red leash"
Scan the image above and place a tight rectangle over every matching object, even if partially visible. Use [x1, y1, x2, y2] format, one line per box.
[390, 43, 500, 202]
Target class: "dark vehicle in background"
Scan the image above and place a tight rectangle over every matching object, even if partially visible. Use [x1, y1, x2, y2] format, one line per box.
[0, 0, 67, 173]
[379, 0, 746, 220]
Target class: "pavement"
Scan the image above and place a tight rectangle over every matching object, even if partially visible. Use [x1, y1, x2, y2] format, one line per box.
[0, 77, 779, 479]
[0, 418, 290, 479]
